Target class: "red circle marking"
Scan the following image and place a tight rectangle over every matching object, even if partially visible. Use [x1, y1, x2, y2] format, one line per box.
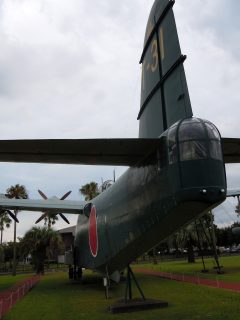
[89, 205, 98, 257]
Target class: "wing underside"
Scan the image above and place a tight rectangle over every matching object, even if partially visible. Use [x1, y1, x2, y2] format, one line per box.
[0, 197, 85, 214]
[222, 138, 240, 163]
[226, 189, 240, 198]
[0, 138, 160, 167]
[0, 137, 238, 167]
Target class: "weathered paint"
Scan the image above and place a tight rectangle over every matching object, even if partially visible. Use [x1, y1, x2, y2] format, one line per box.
[75, 119, 226, 274]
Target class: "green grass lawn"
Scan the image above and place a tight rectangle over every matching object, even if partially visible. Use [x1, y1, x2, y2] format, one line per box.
[0, 274, 33, 292]
[134, 255, 240, 282]
[3, 271, 240, 320]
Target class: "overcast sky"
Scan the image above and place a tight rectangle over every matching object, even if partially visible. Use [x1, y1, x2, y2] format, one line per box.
[0, 0, 240, 242]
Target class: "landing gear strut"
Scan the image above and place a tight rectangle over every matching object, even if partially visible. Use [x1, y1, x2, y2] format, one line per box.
[125, 265, 145, 302]
[109, 264, 168, 313]
[68, 265, 82, 279]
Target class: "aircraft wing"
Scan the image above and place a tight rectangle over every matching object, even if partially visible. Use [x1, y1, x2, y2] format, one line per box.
[226, 189, 240, 198]
[223, 137, 240, 198]
[0, 196, 85, 214]
[0, 137, 239, 167]
[0, 138, 160, 167]
[222, 138, 240, 163]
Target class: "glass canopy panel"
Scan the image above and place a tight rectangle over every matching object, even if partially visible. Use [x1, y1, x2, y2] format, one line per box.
[179, 122, 205, 142]
[168, 126, 177, 147]
[168, 126, 177, 164]
[180, 141, 207, 161]
[158, 137, 168, 168]
[205, 122, 221, 141]
[169, 144, 177, 164]
[209, 141, 222, 160]
[181, 118, 200, 124]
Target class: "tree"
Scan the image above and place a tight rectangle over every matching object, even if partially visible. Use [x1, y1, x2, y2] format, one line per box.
[0, 212, 12, 244]
[235, 196, 240, 216]
[174, 223, 197, 263]
[6, 184, 28, 275]
[44, 214, 58, 229]
[79, 182, 99, 200]
[216, 222, 240, 248]
[0, 245, 4, 264]
[168, 212, 215, 264]
[2, 241, 23, 268]
[21, 226, 63, 274]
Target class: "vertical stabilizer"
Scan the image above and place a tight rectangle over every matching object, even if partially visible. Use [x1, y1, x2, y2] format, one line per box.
[138, 0, 193, 138]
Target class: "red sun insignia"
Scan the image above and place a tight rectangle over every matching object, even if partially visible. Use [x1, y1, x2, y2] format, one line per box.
[88, 205, 98, 257]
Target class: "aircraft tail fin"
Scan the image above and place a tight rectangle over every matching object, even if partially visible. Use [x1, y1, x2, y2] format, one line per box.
[138, 0, 193, 138]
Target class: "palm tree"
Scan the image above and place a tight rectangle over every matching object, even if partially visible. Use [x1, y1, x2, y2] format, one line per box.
[0, 212, 12, 244]
[44, 214, 58, 229]
[79, 182, 99, 200]
[170, 211, 221, 269]
[21, 226, 63, 274]
[168, 217, 209, 263]
[6, 184, 28, 275]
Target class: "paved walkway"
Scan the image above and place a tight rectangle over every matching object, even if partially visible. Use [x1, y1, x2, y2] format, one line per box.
[134, 268, 240, 292]
[0, 275, 41, 319]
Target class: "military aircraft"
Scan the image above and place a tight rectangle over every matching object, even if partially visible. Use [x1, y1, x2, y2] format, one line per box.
[0, 0, 240, 282]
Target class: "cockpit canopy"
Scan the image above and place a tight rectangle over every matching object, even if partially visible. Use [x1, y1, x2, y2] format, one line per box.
[160, 117, 222, 167]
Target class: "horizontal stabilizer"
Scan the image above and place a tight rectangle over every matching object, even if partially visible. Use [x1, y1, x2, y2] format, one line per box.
[0, 196, 85, 214]
[222, 138, 240, 163]
[0, 138, 160, 166]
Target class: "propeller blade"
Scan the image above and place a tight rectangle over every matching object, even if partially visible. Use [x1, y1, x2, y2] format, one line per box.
[36, 190, 71, 225]
[59, 213, 70, 224]
[7, 210, 19, 223]
[38, 189, 48, 200]
[35, 211, 49, 224]
[60, 191, 72, 200]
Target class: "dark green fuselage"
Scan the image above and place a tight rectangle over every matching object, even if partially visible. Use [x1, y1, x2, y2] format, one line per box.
[74, 0, 227, 276]
[75, 119, 226, 275]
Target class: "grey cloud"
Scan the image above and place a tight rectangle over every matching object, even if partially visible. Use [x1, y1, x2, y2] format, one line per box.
[175, 0, 240, 60]
[1, 0, 240, 240]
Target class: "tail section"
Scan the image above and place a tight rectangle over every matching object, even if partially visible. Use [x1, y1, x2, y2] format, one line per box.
[138, 0, 192, 138]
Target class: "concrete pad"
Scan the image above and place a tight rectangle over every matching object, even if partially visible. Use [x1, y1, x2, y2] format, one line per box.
[109, 298, 168, 313]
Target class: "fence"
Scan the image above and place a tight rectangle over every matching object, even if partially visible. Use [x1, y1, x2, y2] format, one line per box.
[135, 268, 240, 292]
[0, 275, 41, 319]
